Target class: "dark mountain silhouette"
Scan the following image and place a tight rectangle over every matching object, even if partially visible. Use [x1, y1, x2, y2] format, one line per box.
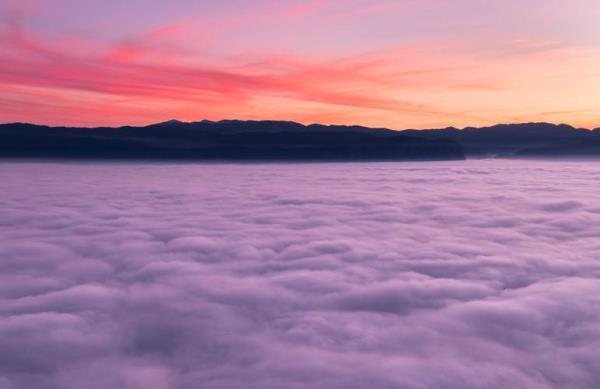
[2, 120, 599, 160]
[401, 122, 600, 157]
[0, 121, 464, 161]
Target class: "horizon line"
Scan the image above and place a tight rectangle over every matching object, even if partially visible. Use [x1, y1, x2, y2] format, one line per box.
[2, 119, 599, 132]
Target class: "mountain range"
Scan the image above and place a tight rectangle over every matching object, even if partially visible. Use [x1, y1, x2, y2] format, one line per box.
[1, 120, 600, 160]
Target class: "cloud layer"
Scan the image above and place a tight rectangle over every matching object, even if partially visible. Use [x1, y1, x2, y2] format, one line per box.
[2, 0, 600, 128]
[1, 160, 600, 388]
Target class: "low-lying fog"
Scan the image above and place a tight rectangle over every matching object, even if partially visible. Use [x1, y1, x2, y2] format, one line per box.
[1, 160, 600, 388]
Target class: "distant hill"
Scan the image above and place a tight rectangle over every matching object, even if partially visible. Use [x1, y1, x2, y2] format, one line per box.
[400, 122, 600, 157]
[0, 121, 464, 161]
[2, 120, 599, 160]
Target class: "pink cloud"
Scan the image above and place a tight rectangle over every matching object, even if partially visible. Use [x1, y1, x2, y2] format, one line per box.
[1, 1, 600, 128]
[2, 160, 600, 387]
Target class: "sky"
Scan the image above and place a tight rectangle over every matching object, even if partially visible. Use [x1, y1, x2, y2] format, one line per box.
[1, 0, 600, 128]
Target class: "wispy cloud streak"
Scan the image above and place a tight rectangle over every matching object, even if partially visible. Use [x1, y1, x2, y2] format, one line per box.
[1, 0, 600, 127]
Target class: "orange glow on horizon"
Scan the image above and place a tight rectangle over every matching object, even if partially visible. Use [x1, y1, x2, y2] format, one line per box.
[1, 0, 599, 129]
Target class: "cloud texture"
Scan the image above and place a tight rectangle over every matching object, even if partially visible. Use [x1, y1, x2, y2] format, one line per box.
[2, 0, 600, 128]
[1, 160, 600, 388]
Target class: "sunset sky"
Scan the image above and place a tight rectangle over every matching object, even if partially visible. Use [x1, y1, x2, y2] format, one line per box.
[1, 0, 600, 129]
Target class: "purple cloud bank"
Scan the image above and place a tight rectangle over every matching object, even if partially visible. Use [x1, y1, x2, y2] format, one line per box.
[1, 160, 600, 388]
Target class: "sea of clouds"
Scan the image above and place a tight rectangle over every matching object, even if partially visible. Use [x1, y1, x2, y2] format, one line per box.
[1, 160, 600, 388]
